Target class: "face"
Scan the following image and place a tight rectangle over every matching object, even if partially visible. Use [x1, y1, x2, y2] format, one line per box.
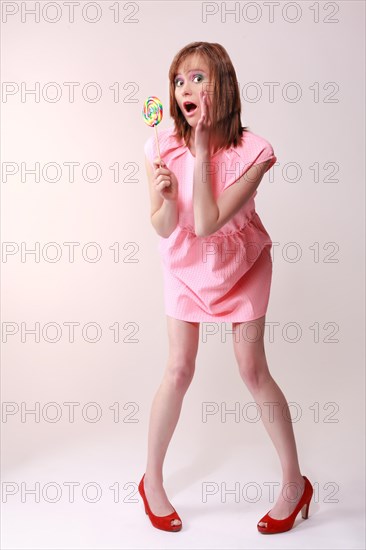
[174, 54, 213, 127]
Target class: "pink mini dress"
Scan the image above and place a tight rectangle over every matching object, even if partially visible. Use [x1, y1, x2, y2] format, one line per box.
[144, 126, 277, 323]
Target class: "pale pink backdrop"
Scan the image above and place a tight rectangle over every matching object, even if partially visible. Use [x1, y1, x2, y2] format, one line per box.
[1, 1, 365, 548]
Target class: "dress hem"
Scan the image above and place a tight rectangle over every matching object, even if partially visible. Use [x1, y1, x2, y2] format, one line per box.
[165, 311, 268, 323]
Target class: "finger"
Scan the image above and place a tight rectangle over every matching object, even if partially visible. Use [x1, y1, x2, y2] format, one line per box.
[155, 169, 169, 179]
[201, 91, 206, 118]
[156, 180, 171, 189]
[156, 174, 170, 185]
[203, 93, 210, 118]
[153, 157, 165, 167]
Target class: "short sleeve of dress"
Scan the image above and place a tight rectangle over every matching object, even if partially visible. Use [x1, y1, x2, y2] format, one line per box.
[222, 131, 277, 192]
[253, 141, 277, 172]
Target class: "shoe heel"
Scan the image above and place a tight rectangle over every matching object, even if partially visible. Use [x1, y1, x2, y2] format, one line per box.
[301, 500, 310, 519]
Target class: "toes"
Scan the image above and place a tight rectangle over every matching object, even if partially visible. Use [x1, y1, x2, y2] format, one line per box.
[258, 521, 267, 527]
[171, 519, 182, 526]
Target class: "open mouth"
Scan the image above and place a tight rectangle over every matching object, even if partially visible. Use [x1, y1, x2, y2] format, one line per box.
[183, 101, 198, 114]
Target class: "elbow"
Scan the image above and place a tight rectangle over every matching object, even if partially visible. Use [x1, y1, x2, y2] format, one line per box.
[154, 227, 173, 238]
[150, 217, 174, 238]
[195, 225, 214, 238]
[195, 214, 219, 237]
[159, 230, 173, 238]
[152, 222, 177, 238]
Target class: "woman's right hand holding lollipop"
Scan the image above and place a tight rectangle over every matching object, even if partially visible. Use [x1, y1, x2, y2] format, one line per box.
[142, 96, 178, 201]
[153, 158, 178, 201]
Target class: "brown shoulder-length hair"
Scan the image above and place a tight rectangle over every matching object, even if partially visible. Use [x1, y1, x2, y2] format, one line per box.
[168, 41, 249, 152]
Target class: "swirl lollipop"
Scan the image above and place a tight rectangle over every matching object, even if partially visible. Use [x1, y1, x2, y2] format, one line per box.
[143, 95, 163, 127]
[142, 96, 163, 166]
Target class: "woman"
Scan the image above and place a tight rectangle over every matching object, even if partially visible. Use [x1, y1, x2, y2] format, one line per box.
[139, 41, 313, 534]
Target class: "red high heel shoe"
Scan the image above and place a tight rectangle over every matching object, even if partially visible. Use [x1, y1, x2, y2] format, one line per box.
[138, 473, 182, 532]
[257, 475, 313, 534]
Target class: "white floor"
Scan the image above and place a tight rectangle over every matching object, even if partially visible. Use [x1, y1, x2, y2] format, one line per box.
[2, 431, 365, 549]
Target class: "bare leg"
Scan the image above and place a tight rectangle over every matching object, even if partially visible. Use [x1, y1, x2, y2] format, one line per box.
[232, 315, 306, 523]
[143, 316, 199, 526]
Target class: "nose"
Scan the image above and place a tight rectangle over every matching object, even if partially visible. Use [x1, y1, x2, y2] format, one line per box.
[181, 79, 193, 96]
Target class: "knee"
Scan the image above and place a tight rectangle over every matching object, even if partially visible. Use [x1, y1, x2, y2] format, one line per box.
[165, 356, 195, 391]
[238, 357, 270, 392]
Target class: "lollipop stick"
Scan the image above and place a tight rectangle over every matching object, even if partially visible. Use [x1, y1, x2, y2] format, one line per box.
[154, 125, 163, 167]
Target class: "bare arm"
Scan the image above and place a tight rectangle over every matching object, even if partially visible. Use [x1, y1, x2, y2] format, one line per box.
[145, 155, 178, 238]
[193, 151, 272, 237]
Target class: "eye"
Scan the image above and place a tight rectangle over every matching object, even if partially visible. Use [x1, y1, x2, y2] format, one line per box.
[193, 74, 204, 83]
[174, 78, 183, 87]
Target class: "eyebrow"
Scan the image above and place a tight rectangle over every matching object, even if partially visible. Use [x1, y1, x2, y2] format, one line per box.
[175, 69, 207, 77]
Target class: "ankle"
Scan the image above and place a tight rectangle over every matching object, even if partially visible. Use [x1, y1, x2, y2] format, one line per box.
[144, 473, 164, 489]
[280, 478, 305, 501]
[281, 471, 303, 484]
